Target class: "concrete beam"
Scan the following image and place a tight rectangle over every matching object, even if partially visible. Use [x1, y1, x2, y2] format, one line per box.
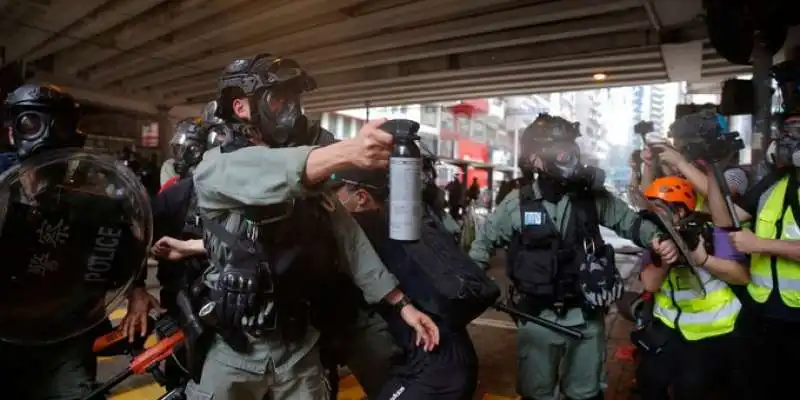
[178, 60, 665, 105]
[24, 0, 166, 62]
[29, 72, 164, 116]
[307, 69, 664, 103]
[168, 104, 204, 119]
[117, 0, 522, 90]
[292, 0, 642, 68]
[160, 11, 654, 99]
[303, 70, 666, 105]
[88, 0, 358, 84]
[308, 64, 665, 103]
[165, 48, 662, 100]
[303, 77, 670, 113]
[162, 29, 662, 103]
[3, 0, 108, 65]
[153, 1, 647, 96]
[54, 0, 245, 75]
[645, 0, 704, 81]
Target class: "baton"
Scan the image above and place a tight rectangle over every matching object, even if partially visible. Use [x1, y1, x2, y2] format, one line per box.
[491, 303, 584, 340]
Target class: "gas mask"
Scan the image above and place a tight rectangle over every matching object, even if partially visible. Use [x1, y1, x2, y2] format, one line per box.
[770, 123, 800, 169]
[5, 85, 82, 160]
[252, 85, 303, 147]
[170, 119, 207, 178]
[10, 111, 80, 159]
[536, 141, 605, 191]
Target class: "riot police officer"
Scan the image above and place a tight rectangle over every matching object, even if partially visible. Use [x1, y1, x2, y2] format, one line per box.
[468, 114, 678, 400]
[184, 54, 439, 400]
[0, 84, 149, 399]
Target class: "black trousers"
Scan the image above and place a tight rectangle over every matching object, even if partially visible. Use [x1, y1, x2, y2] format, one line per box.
[740, 310, 800, 400]
[375, 328, 477, 400]
[636, 320, 750, 400]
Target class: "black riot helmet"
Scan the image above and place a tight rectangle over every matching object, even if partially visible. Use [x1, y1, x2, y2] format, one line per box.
[519, 113, 583, 181]
[202, 100, 233, 149]
[170, 117, 207, 178]
[216, 54, 317, 147]
[4, 84, 83, 160]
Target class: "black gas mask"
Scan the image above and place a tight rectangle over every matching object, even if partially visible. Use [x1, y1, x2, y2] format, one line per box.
[252, 85, 304, 146]
[770, 117, 800, 169]
[216, 54, 316, 148]
[170, 118, 206, 178]
[4, 84, 82, 160]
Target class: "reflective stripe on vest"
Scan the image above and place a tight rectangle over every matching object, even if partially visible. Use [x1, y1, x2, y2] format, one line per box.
[653, 265, 741, 341]
[747, 176, 800, 307]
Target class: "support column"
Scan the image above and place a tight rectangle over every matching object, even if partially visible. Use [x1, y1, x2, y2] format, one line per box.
[157, 106, 174, 163]
[751, 32, 773, 165]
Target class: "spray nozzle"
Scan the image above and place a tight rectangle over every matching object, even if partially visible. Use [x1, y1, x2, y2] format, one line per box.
[380, 119, 421, 140]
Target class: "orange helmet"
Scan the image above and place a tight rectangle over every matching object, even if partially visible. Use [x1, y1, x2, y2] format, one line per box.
[643, 176, 696, 210]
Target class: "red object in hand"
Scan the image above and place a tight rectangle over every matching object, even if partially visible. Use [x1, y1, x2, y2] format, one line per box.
[159, 176, 180, 194]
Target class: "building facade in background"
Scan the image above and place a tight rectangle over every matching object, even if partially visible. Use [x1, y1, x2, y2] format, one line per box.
[317, 83, 686, 194]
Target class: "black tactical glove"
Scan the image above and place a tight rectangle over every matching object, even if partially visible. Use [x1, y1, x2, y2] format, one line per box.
[212, 262, 265, 329]
[578, 244, 623, 309]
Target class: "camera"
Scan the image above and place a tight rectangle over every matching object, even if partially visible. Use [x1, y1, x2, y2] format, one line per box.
[634, 121, 654, 135]
[681, 131, 745, 163]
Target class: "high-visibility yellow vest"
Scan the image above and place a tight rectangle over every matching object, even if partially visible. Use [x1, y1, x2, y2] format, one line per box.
[654, 265, 741, 341]
[695, 194, 706, 212]
[747, 176, 800, 307]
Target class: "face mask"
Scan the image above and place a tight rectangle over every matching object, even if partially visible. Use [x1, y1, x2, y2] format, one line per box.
[769, 118, 800, 168]
[173, 138, 205, 177]
[538, 142, 582, 181]
[11, 110, 81, 159]
[253, 88, 302, 147]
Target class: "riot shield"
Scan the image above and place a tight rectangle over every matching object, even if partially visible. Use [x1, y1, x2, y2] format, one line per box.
[0, 149, 153, 345]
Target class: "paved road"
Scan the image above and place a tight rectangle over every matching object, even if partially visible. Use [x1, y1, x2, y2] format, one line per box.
[102, 229, 642, 400]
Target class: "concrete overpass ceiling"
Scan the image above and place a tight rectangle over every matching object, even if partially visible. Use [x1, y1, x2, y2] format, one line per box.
[2, 0, 754, 115]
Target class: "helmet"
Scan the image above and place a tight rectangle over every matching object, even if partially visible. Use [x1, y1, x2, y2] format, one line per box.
[644, 176, 697, 210]
[4, 84, 83, 159]
[170, 118, 206, 177]
[519, 114, 580, 158]
[216, 54, 317, 147]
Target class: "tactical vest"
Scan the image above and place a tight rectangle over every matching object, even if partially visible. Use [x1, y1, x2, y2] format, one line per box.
[653, 263, 741, 341]
[203, 194, 341, 340]
[748, 174, 800, 307]
[506, 185, 586, 311]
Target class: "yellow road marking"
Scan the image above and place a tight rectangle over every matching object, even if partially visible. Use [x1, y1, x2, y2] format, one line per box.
[337, 374, 366, 400]
[110, 308, 127, 321]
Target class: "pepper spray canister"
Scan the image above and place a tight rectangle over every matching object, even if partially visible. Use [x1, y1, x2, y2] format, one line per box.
[381, 119, 422, 241]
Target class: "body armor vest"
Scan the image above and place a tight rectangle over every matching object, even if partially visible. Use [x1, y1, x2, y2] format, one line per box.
[506, 184, 585, 312]
[203, 194, 340, 341]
